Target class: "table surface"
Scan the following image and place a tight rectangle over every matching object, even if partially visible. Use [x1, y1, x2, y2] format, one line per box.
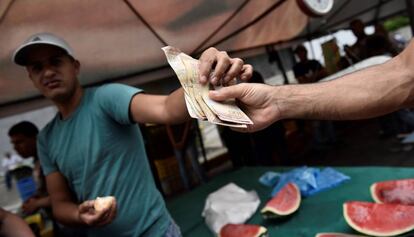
[166, 166, 414, 237]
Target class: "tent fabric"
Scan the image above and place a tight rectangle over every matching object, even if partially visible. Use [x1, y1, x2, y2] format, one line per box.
[0, 0, 408, 115]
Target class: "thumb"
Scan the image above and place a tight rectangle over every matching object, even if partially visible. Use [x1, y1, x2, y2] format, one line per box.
[209, 84, 246, 101]
[79, 200, 94, 213]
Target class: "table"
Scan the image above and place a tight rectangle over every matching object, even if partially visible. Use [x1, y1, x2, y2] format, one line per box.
[166, 166, 414, 237]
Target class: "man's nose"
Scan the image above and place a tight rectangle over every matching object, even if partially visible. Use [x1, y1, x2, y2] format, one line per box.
[43, 66, 56, 78]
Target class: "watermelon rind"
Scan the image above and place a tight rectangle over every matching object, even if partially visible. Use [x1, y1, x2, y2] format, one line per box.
[257, 226, 268, 237]
[315, 233, 366, 237]
[218, 224, 268, 237]
[261, 182, 301, 219]
[343, 202, 414, 237]
[370, 179, 414, 205]
[370, 183, 383, 204]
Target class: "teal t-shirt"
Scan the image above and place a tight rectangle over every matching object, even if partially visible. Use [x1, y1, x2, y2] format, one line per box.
[37, 84, 170, 237]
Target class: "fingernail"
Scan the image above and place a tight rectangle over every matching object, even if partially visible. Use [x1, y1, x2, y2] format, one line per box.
[224, 76, 230, 82]
[200, 75, 207, 83]
[211, 77, 217, 84]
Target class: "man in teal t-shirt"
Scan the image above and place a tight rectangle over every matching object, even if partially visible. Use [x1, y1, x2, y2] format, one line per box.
[12, 33, 252, 237]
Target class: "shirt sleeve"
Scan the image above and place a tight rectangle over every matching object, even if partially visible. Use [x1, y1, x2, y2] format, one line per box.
[96, 83, 143, 125]
[37, 131, 57, 176]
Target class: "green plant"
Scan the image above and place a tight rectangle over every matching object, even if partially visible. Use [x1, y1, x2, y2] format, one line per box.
[384, 16, 410, 32]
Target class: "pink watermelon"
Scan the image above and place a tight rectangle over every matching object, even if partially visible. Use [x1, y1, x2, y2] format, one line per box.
[219, 224, 268, 237]
[261, 182, 301, 219]
[343, 201, 414, 236]
[315, 233, 366, 237]
[370, 179, 414, 205]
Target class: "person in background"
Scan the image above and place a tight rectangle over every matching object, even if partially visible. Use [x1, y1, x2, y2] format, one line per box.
[8, 121, 50, 215]
[0, 208, 35, 237]
[293, 45, 327, 84]
[345, 19, 369, 63]
[345, 19, 399, 63]
[372, 23, 401, 56]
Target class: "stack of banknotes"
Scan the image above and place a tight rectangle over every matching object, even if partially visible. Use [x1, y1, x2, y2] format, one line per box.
[162, 46, 253, 128]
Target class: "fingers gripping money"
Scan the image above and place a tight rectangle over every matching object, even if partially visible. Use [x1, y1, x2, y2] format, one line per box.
[163, 46, 253, 128]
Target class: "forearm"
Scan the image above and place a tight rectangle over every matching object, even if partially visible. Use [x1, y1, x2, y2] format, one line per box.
[52, 200, 84, 227]
[131, 88, 190, 124]
[164, 88, 190, 124]
[278, 55, 414, 120]
[36, 196, 51, 209]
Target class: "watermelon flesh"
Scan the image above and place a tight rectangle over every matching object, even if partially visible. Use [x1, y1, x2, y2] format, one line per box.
[343, 201, 414, 236]
[371, 179, 414, 205]
[219, 224, 268, 237]
[315, 233, 367, 237]
[261, 182, 301, 219]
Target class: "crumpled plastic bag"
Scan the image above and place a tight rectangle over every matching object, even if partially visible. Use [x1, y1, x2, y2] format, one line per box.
[201, 182, 260, 234]
[259, 166, 350, 197]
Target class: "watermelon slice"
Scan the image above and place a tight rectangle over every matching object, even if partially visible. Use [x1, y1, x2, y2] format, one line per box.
[343, 201, 414, 236]
[261, 182, 301, 219]
[370, 179, 414, 205]
[219, 224, 268, 237]
[315, 233, 366, 237]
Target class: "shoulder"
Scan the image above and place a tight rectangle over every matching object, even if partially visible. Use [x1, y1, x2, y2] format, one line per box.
[95, 83, 142, 96]
[38, 114, 59, 142]
[91, 84, 143, 123]
[93, 83, 143, 107]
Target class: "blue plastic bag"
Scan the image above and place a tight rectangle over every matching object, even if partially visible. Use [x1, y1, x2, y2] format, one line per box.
[259, 166, 350, 198]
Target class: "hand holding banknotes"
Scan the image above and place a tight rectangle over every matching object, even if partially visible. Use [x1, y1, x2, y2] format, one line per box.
[163, 46, 254, 128]
[197, 47, 253, 85]
[208, 40, 414, 133]
[209, 83, 281, 132]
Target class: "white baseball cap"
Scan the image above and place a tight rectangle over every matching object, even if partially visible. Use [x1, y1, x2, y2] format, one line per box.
[13, 32, 75, 66]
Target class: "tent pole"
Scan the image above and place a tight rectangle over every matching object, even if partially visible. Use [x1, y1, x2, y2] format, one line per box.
[266, 45, 289, 85]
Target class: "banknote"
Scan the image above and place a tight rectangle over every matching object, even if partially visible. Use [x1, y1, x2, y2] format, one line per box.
[162, 46, 253, 128]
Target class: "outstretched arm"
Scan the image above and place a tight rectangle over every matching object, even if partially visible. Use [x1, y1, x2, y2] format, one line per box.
[130, 47, 252, 124]
[210, 40, 414, 132]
